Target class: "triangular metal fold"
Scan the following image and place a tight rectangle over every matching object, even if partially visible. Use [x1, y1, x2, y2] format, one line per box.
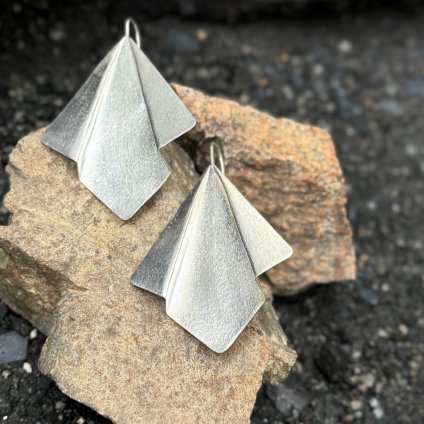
[131, 179, 201, 297]
[76, 37, 170, 220]
[132, 165, 293, 352]
[216, 167, 293, 276]
[130, 40, 196, 148]
[40, 46, 116, 160]
[164, 167, 265, 353]
[41, 35, 195, 220]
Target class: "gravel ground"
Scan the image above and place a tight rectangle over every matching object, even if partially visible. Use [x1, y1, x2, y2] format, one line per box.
[0, 2, 423, 423]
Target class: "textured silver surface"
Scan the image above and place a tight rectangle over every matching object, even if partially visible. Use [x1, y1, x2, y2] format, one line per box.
[131, 165, 293, 353]
[41, 29, 195, 220]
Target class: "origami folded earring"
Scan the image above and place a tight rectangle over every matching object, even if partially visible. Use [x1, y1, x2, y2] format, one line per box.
[41, 19, 195, 219]
[131, 143, 293, 353]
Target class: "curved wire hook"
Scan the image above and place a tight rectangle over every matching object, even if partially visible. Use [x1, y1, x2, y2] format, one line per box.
[124, 18, 141, 48]
[209, 142, 225, 175]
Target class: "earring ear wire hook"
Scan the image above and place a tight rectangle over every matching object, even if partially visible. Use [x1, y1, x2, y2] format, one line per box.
[125, 18, 141, 48]
[209, 142, 225, 175]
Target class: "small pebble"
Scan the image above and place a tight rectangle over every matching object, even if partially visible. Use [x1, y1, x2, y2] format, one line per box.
[366, 200, 377, 211]
[195, 29, 208, 41]
[413, 240, 423, 250]
[377, 328, 389, 338]
[22, 362, 32, 373]
[338, 40, 353, 53]
[313, 64, 325, 76]
[357, 286, 379, 306]
[77, 418, 85, 424]
[266, 383, 311, 415]
[49, 26, 66, 42]
[370, 398, 384, 419]
[166, 28, 199, 53]
[385, 84, 398, 96]
[354, 373, 376, 392]
[55, 401, 66, 412]
[374, 408, 384, 419]
[2, 371, 11, 379]
[352, 350, 362, 360]
[350, 399, 362, 410]
[396, 238, 406, 247]
[398, 324, 409, 336]
[12, 3, 22, 12]
[29, 328, 38, 340]
[410, 361, 419, 370]
[0, 332, 28, 364]
[380, 99, 404, 116]
[353, 410, 363, 419]
[391, 203, 401, 213]
[406, 144, 417, 156]
[258, 78, 269, 87]
[375, 382, 384, 394]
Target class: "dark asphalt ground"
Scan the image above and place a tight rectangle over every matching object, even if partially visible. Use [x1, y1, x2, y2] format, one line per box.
[0, 2, 423, 423]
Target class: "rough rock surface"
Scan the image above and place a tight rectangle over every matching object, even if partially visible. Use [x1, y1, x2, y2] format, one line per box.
[0, 129, 296, 424]
[175, 85, 356, 294]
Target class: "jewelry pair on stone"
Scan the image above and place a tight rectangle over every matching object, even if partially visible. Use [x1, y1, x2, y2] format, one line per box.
[41, 19, 293, 353]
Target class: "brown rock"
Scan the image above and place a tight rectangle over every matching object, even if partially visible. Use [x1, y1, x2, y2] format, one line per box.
[0, 128, 296, 424]
[174, 84, 356, 294]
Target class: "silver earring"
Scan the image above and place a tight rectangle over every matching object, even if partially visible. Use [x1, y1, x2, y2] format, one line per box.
[41, 19, 195, 220]
[131, 143, 293, 353]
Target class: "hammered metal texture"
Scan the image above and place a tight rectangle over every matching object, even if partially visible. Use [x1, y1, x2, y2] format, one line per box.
[131, 166, 293, 352]
[41, 36, 195, 220]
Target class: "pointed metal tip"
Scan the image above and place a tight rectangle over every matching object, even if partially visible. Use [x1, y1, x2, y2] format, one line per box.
[259, 243, 294, 276]
[286, 244, 294, 259]
[166, 293, 266, 354]
[119, 36, 133, 49]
